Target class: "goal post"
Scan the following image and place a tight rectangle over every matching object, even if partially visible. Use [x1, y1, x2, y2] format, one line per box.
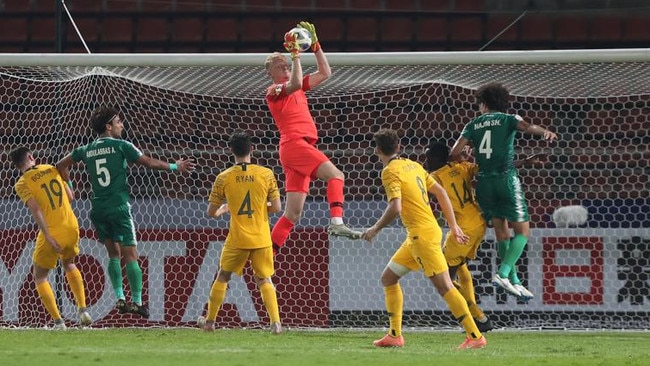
[0, 49, 648, 329]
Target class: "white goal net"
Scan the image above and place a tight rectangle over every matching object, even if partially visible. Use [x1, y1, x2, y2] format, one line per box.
[0, 50, 648, 329]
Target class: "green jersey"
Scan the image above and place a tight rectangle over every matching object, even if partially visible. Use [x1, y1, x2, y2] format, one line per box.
[71, 137, 143, 210]
[460, 112, 520, 177]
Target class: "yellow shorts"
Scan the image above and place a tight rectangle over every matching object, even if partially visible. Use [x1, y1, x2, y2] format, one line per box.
[33, 227, 80, 269]
[390, 228, 448, 277]
[443, 221, 486, 267]
[220, 245, 274, 278]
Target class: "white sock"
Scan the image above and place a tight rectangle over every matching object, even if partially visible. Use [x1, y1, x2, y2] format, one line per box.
[331, 217, 343, 225]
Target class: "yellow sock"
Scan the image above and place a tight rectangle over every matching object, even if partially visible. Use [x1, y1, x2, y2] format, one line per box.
[207, 280, 227, 322]
[443, 287, 482, 339]
[456, 265, 485, 320]
[65, 268, 87, 309]
[36, 281, 61, 321]
[384, 283, 403, 337]
[259, 282, 280, 324]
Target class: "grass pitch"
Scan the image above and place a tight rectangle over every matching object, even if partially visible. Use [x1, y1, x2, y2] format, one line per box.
[1, 328, 648, 366]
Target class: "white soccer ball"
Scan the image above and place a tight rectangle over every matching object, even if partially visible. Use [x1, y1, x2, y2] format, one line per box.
[288, 27, 312, 52]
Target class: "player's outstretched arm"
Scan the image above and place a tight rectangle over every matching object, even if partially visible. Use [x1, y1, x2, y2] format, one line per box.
[281, 31, 304, 95]
[516, 116, 558, 142]
[135, 155, 196, 173]
[298, 21, 331, 88]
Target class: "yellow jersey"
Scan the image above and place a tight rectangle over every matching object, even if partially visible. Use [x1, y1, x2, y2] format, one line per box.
[382, 157, 440, 234]
[208, 163, 280, 249]
[430, 161, 484, 230]
[14, 164, 79, 232]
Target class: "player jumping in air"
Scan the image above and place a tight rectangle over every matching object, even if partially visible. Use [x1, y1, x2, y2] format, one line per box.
[265, 21, 362, 254]
[450, 82, 557, 300]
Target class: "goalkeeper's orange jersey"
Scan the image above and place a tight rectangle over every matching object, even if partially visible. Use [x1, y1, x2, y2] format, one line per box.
[430, 162, 484, 230]
[208, 163, 280, 249]
[265, 75, 317, 143]
[14, 164, 79, 233]
[382, 157, 441, 235]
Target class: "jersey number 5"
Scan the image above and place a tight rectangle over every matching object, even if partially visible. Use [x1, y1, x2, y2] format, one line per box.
[95, 158, 111, 187]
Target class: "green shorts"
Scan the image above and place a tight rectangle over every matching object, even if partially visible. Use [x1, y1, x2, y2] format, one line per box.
[476, 173, 529, 223]
[90, 203, 137, 246]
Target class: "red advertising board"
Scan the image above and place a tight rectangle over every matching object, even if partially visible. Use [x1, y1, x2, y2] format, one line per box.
[0, 228, 330, 328]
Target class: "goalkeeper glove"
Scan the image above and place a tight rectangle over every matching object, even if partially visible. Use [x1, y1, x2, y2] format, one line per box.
[297, 21, 321, 52]
[283, 31, 301, 60]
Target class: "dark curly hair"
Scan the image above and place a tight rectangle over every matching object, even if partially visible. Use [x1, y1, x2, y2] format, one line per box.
[475, 82, 510, 113]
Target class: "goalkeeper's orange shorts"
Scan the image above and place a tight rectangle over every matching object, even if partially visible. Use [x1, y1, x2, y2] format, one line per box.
[279, 138, 329, 193]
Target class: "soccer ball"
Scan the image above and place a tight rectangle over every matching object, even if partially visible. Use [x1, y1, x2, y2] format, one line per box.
[287, 27, 312, 52]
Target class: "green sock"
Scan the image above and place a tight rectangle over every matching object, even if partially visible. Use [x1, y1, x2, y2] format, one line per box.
[509, 265, 521, 285]
[497, 239, 510, 259]
[498, 234, 527, 278]
[125, 260, 143, 305]
[108, 258, 125, 300]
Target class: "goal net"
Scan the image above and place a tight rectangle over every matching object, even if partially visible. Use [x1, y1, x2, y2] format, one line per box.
[1, 50, 648, 330]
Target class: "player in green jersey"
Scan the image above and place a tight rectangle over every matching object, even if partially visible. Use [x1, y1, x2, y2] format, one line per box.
[56, 106, 195, 317]
[450, 83, 557, 301]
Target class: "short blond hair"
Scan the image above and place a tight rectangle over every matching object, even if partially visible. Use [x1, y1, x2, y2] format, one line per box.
[265, 52, 287, 70]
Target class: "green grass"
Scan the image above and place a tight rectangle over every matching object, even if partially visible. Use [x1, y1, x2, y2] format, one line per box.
[1, 328, 648, 366]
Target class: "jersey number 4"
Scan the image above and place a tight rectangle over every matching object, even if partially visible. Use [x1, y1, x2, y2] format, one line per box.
[237, 191, 254, 218]
[479, 130, 493, 159]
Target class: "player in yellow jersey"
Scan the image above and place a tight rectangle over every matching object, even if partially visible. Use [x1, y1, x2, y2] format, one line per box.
[362, 129, 486, 349]
[9, 147, 91, 329]
[197, 131, 283, 334]
[425, 141, 493, 332]
[426, 142, 545, 318]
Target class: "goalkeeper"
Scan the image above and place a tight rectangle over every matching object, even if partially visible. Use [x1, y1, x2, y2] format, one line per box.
[264, 21, 362, 254]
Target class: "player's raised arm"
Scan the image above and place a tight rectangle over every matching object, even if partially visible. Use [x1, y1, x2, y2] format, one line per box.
[297, 21, 331, 88]
[282, 30, 304, 94]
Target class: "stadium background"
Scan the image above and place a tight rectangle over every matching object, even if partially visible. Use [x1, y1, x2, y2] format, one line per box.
[0, 0, 648, 329]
